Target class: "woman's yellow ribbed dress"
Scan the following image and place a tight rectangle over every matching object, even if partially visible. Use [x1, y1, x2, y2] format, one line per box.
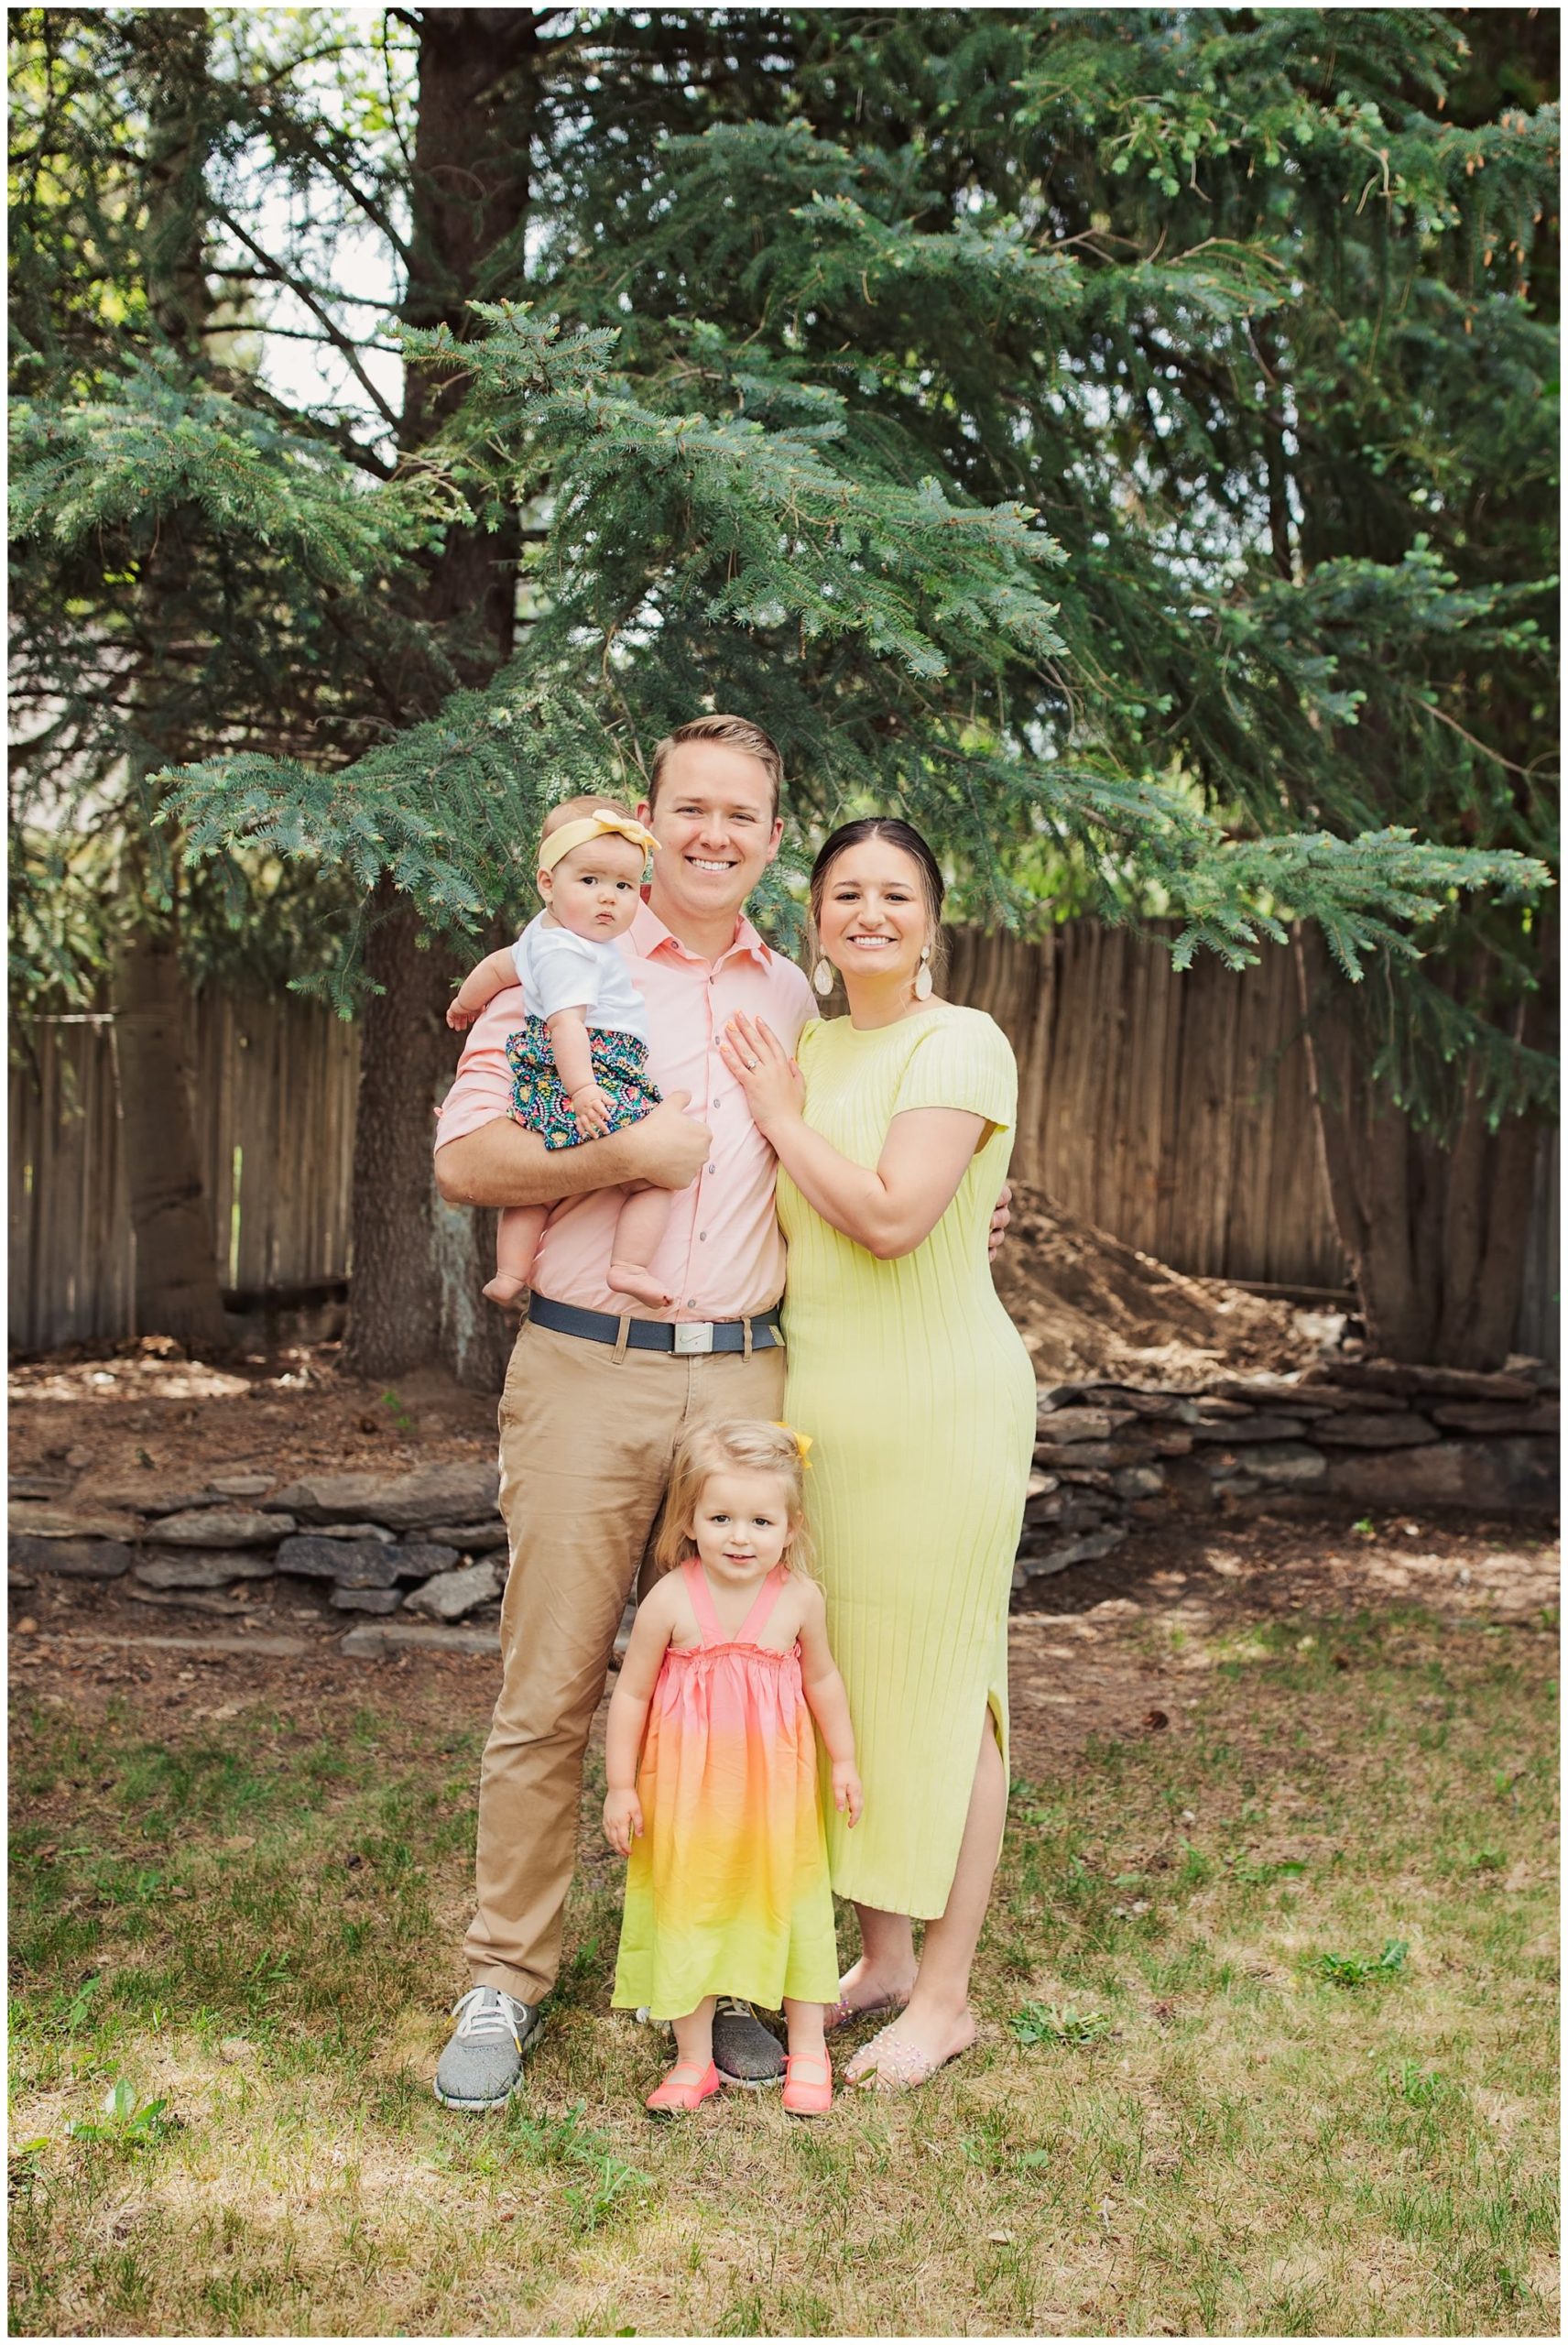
[775, 1002, 1036, 1920]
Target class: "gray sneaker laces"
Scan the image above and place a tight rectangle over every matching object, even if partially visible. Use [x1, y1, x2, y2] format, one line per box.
[450, 1985, 527, 2050]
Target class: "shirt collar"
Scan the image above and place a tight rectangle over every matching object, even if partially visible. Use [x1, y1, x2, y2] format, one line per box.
[631, 895, 773, 970]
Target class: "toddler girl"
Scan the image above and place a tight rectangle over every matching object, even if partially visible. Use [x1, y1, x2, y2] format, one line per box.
[604, 1419, 862, 2118]
[447, 798, 677, 1310]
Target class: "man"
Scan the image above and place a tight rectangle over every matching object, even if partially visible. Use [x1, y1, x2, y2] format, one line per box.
[431, 713, 810, 2107]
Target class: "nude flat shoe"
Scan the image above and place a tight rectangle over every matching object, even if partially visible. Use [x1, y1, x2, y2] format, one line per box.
[844, 2022, 967, 2093]
[823, 1987, 911, 2034]
[646, 2057, 722, 2116]
[781, 2051, 833, 2118]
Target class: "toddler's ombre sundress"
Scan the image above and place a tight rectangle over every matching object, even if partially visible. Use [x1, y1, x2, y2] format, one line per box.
[611, 1560, 840, 2022]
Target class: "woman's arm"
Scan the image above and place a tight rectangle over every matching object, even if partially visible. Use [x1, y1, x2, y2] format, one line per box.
[602, 1587, 674, 1854]
[797, 1583, 863, 1826]
[716, 1012, 983, 1261]
[447, 948, 520, 1031]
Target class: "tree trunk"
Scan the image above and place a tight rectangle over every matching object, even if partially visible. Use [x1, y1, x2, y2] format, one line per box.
[108, 7, 230, 1352]
[1293, 929, 1548, 1367]
[342, 8, 537, 1385]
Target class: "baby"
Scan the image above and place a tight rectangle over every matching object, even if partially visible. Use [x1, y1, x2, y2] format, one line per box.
[447, 798, 678, 1309]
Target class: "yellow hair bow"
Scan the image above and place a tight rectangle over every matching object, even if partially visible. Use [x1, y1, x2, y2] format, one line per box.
[538, 807, 661, 873]
[772, 1422, 813, 1469]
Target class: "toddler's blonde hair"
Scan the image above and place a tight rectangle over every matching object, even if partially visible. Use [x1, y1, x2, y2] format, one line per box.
[652, 1418, 815, 1579]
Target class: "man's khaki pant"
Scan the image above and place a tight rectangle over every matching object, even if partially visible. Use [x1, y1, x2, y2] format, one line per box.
[463, 1319, 787, 2004]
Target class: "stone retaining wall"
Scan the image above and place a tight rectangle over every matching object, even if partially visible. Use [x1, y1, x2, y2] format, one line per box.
[10, 1360, 1558, 1635]
[1016, 1357, 1559, 1591]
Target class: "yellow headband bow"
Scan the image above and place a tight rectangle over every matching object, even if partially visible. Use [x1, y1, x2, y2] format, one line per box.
[538, 808, 661, 873]
[771, 1422, 813, 1469]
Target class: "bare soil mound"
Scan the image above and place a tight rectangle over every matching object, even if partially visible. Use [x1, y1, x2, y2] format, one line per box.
[992, 1183, 1325, 1387]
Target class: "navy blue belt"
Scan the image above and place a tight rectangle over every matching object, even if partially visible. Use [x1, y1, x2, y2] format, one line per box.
[526, 1293, 783, 1356]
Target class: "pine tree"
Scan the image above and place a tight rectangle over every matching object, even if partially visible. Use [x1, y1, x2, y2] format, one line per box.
[18, 10, 1557, 1367]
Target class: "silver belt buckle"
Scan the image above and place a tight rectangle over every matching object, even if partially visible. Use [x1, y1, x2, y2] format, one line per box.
[673, 1321, 715, 1356]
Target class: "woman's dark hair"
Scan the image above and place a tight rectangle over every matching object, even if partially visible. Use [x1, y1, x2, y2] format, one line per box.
[808, 817, 946, 934]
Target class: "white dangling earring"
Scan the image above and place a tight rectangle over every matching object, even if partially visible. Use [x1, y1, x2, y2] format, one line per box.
[812, 958, 835, 998]
[913, 946, 933, 1001]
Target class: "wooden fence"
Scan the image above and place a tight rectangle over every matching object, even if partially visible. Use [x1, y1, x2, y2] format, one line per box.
[10, 929, 1559, 1357]
[10, 994, 359, 1353]
[946, 921, 1345, 1290]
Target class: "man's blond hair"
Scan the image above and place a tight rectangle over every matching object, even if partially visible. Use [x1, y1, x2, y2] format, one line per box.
[647, 714, 784, 821]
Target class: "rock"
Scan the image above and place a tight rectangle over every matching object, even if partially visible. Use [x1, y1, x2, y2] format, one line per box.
[401, 1560, 502, 1621]
[1025, 1471, 1059, 1501]
[1013, 1524, 1128, 1587]
[9, 1503, 136, 1542]
[1292, 1378, 1417, 1412]
[310, 1522, 395, 1543]
[134, 1551, 278, 1590]
[389, 1543, 462, 1582]
[1022, 1491, 1065, 1523]
[1078, 1390, 1200, 1422]
[330, 1586, 403, 1614]
[209, 1473, 274, 1498]
[340, 1622, 501, 1659]
[126, 1585, 268, 1617]
[95, 1487, 227, 1515]
[1189, 1414, 1306, 1445]
[1308, 1361, 1538, 1404]
[62, 1631, 311, 1657]
[266, 1462, 500, 1529]
[10, 1535, 131, 1579]
[1112, 1464, 1165, 1500]
[1192, 1395, 1254, 1420]
[1149, 1430, 1196, 1456]
[63, 1445, 93, 1471]
[1323, 1436, 1557, 1513]
[1036, 1441, 1115, 1468]
[1312, 1412, 1438, 1448]
[152, 1508, 295, 1548]
[9, 1475, 69, 1500]
[424, 1520, 508, 1554]
[1430, 1402, 1559, 1435]
[1032, 1407, 1121, 1443]
[275, 1535, 401, 1589]
[1229, 1441, 1327, 1489]
[9, 1570, 35, 1591]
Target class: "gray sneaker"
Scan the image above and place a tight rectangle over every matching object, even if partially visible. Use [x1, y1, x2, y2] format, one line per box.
[712, 1996, 784, 2087]
[433, 1986, 543, 2110]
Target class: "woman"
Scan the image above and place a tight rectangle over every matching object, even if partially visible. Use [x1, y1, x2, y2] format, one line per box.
[717, 817, 1035, 2090]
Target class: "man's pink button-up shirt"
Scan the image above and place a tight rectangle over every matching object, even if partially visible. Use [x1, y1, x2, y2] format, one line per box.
[434, 899, 814, 1320]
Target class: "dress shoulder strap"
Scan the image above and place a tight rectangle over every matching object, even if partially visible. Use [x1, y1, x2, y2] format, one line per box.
[733, 1563, 789, 1648]
[682, 1557, 724, 1648]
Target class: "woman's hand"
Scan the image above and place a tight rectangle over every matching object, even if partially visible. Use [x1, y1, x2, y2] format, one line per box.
[716, 1012, 804, 1138]
[832, 1760, 864, 1828]
[603, 1786, 644, 1855]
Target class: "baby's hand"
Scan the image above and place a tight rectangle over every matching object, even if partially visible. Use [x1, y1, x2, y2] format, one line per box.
[603, 1787, 643, 1856]
[447, 996, 476, 1031]
[572, 1082, 614, 1140]
[832, 1761, 864, 1828]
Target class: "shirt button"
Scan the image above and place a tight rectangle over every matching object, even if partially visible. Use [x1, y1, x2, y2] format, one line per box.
[707, 1163, 717, 1175]
[699, 1231, 707, 1242]
[687, 1297, 697, 1308]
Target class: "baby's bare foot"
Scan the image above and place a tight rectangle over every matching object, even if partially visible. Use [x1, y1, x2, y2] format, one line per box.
[606, 1260, 672, 1308]
[483, 1272, 528, 1308]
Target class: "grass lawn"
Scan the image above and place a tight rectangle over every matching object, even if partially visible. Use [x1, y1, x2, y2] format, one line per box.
[8, 1599, 1558, 2337]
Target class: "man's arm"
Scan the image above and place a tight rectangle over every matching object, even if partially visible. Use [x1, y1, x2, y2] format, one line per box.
[434, 1093, 710, 1209]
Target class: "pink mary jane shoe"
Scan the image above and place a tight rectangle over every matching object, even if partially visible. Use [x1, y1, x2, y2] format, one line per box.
[646, 2057, 722, 2116]
[781, 2051, 833, 2118]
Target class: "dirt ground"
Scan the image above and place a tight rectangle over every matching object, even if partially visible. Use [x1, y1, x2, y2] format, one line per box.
[10, 1346, 1557, 1781]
